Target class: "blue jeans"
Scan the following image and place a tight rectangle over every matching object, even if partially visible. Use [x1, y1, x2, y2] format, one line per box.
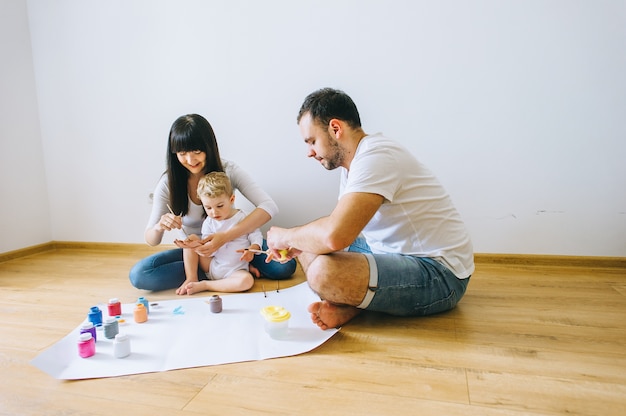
[347, 237, 470, 316]
[129, 240, 297, 291]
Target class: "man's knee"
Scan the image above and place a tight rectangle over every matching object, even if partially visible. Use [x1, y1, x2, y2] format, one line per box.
[304, 255, 332, 293]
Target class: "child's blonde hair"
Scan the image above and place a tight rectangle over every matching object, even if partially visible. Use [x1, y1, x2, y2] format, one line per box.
[197, 171, 233, 199]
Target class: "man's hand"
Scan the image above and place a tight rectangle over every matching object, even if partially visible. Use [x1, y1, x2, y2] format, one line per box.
[266, 226, 300, 262]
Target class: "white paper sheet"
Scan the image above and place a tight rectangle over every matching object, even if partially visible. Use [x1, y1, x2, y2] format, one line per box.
[31, 282, 338, 380]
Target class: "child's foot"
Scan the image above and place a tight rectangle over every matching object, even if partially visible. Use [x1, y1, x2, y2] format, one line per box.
[176, 279, 197, 295]
[307, 301, 362, 330]
[182, 281, 206, 295]
[249, 264, 261, 278]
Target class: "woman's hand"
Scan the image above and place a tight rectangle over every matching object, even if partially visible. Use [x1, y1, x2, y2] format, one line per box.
[156, 213, 183, 232]
[194, 232, 227, 257]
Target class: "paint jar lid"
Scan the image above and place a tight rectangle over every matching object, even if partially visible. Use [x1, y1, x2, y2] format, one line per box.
[90, 306, 100, 312]
[79, 332, 92, 342]
[109, 298, 119, 304]
[115, 333, 128, 342]
[80, 321, 94, 329]
[104, 317, 116, 324]
[260, 306, 291, 323]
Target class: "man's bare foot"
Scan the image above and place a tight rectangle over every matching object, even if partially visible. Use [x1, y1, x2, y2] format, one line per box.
[307, 300, 362, 330]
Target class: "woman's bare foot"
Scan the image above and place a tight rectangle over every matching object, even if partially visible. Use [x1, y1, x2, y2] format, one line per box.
[307, 300, 362, 330]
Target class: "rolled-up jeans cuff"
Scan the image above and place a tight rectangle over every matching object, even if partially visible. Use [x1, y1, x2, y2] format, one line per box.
[356, 253, 378, 309]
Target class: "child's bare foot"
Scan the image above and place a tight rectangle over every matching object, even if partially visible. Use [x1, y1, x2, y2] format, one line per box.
[307, 301, 362, 330]
[176, 279, 199, 295]
[183, 281, 207, 295]
[249, 264, 261, 278]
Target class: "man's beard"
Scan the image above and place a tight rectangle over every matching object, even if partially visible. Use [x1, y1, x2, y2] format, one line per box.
[321, 133, 345, 170]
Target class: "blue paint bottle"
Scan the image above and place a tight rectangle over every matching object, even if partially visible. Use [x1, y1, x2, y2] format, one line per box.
[88, 306, 103, 327]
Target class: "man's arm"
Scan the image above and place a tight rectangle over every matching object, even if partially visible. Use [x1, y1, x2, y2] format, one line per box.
[267, 192, 384, 254]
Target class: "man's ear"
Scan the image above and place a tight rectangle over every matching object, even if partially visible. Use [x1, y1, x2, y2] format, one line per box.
[328, 118, 342, 138]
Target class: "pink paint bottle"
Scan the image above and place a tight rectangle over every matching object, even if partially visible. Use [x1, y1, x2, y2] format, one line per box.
[107, 298, 122, 317]
[77, 332, 95, 358]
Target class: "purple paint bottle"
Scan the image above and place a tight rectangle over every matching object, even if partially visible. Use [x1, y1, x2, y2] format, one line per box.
[79, 321, 97, 342]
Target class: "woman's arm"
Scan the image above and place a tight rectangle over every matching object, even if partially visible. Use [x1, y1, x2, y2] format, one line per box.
[195, 160, 275, 256]
[144, 175, 182, 246]
[195, 207, 270, 256]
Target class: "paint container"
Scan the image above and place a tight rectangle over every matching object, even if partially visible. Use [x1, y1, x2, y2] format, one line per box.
[260, 306, 291, 339]
[77, 332, 95, 358]
[88, 306, 103, 327]
[113, 333, 131, 358]
[79, 321, 97, 342]
[103, 317, 119, 339]
[134, 303, 148, 323]
[137, 296, 150, 314]
[209, 295, 222, 313]
[107, 298, 122, 316]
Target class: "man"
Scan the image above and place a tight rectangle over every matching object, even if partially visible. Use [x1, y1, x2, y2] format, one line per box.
[267, 88, 474, 330]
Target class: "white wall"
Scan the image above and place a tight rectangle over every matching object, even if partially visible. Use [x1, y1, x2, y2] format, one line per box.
[4, 0, 625, 256]
[0, 0, 50, 253]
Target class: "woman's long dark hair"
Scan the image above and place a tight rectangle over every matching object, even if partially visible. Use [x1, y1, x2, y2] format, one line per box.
[166, 114, 224, 215]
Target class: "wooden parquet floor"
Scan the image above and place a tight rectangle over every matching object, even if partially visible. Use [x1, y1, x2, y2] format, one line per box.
[0, 245, 625, 415]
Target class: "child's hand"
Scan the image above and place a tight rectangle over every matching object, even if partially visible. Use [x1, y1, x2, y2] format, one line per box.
[238, 246, 260, 262]
[174, 235, 203, 249]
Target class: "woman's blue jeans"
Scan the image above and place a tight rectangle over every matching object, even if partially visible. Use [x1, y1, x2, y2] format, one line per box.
[129, 240, 296, 291]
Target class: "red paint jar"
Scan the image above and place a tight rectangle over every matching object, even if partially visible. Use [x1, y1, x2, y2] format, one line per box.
[108, 298, 122, 316]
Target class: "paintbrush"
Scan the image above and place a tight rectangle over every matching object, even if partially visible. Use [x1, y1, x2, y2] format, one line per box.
[166, 204, 189, 237]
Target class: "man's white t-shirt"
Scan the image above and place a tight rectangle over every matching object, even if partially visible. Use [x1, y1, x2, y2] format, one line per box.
[340, 133, 474, 279]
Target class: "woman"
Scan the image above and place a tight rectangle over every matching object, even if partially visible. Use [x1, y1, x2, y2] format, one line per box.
[129, 114, 296, 292]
